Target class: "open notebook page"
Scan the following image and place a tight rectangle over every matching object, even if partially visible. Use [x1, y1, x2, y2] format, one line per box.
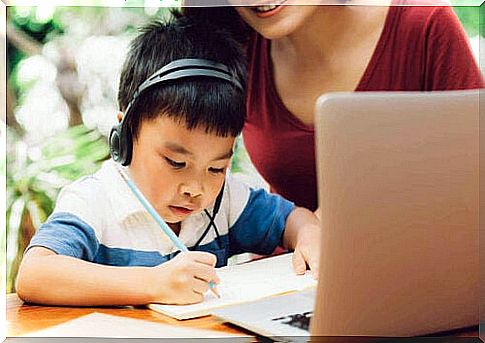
[148, 253, 317, 320]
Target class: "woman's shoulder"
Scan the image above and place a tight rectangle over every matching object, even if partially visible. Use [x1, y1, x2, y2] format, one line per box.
[393, 1, 459, 28]
[389, 1, 483, 89]
[384, 1, 468, 52]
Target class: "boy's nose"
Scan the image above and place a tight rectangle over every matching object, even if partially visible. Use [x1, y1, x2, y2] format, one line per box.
[179, 180, 203, 198]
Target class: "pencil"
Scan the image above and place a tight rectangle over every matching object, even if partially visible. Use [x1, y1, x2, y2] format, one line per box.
[117, 167, 220, 298]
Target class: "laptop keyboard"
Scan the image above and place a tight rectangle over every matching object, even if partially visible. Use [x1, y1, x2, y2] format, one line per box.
[271, 311, 313, 331]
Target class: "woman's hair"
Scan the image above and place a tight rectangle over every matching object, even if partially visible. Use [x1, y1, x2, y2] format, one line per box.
[118, 12, 247, 139]
[182, 1, 251, 45]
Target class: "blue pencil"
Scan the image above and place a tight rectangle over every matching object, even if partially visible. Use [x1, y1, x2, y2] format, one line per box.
[117, 167, 220, 298]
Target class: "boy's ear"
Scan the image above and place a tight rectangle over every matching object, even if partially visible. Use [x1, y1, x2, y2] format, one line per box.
[117, 111, 124, 123]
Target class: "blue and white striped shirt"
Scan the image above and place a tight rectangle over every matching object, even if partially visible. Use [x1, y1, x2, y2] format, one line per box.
[28, 160, 294, 268]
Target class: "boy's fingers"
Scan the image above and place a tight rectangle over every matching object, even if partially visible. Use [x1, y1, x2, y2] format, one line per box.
[308, 257, 319, 279]
[192, 263, 220, 284]
[187, 291, 204, 304]
[192, 277, 210, 294]
[211, 274, 220, 285]
[292, 250, 306, 275]
[210, 284, 221, 298]
[304, 251, 319, 279]
[191, 251, 217, 266]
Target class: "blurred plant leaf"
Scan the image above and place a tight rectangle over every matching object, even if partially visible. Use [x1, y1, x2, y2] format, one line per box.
[6, 125, 109, 292]
[453, 6, 480, 37]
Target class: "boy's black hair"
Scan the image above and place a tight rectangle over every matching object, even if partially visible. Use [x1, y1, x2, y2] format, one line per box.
[118, 10, 247, 140]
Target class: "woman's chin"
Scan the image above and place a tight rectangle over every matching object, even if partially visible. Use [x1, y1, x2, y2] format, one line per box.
[236, 5, 319, 39]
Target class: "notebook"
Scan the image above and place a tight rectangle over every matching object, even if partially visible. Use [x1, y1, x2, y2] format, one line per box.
[148, 253, 317, 320]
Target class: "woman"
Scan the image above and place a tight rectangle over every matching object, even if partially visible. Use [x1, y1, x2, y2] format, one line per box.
[184, 1, 483, 212]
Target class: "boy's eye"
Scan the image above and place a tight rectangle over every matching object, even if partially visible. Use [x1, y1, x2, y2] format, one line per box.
[209, 167, 226, 174]
[164, 157, 186, 169]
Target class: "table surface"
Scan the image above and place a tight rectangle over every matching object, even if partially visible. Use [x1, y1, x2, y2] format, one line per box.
[6, 293, 249, 338]
[6, 293, 480, 339]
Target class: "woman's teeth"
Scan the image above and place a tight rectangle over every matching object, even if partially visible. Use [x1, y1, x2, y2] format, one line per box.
[255, 5, 279, 12]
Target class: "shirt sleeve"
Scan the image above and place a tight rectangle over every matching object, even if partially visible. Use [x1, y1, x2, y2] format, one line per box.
[26, 177, 104, 261]
[27, 212, 100, 261]
[424, 7, 484, 90]
[226, 178, 295, 256]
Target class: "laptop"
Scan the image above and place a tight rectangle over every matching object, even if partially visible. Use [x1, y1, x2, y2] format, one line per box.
[213, 90, 479, 339]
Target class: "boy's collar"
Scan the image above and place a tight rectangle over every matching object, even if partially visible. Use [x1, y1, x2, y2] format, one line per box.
[102, 159, 217, 245]
[103, 160, 146, 221]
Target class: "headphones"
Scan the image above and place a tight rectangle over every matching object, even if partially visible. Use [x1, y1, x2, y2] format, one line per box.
[109, 58, 243, 166]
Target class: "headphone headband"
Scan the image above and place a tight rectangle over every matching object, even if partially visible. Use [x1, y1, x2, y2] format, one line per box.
[124, 58, 242, 115]
[110, 58, 242, 166]
[146, 58, 233, 81]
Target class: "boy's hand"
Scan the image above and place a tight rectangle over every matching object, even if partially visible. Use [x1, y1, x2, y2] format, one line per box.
[283, 207, 321, 279]
[292, 223, 320, 279]
[151, 251, 220, 305]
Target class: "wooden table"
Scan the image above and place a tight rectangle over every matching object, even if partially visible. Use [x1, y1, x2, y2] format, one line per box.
[7, 293, 250, 338]
[7, 293, 480, 340]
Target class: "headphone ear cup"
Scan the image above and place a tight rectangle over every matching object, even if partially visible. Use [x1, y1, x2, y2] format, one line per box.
[110, 116, 133, 166]
[120, 125, 133, 166]
[109, 124, 123, 163]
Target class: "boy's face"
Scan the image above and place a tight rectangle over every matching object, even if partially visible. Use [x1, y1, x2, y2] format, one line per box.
[128, 116, 235, 225]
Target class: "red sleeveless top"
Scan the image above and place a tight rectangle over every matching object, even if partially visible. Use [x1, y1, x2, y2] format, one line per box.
[243, 4, 483, 211]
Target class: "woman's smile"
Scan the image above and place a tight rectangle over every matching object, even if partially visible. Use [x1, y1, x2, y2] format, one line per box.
[251, 0, 288, 17]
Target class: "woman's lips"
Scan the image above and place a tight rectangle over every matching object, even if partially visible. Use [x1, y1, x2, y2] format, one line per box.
[251, 0, 288, 18]
[169, 205, 195, 216]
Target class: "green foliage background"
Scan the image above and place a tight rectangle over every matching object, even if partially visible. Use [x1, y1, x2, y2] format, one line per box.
[453, 6, 480, 37]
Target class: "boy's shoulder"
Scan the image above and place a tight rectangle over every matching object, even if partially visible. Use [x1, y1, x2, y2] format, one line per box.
[59, 160, 117, 199]
[220, 173, 253, 215]
[53, 160, 122, 216]
[220, 173, 277, 225]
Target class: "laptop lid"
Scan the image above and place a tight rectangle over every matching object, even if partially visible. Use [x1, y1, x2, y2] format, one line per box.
[312, 90, 479, 337]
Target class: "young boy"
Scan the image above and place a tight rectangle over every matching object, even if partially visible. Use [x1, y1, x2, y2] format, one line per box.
[16, 14, 320, 306]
